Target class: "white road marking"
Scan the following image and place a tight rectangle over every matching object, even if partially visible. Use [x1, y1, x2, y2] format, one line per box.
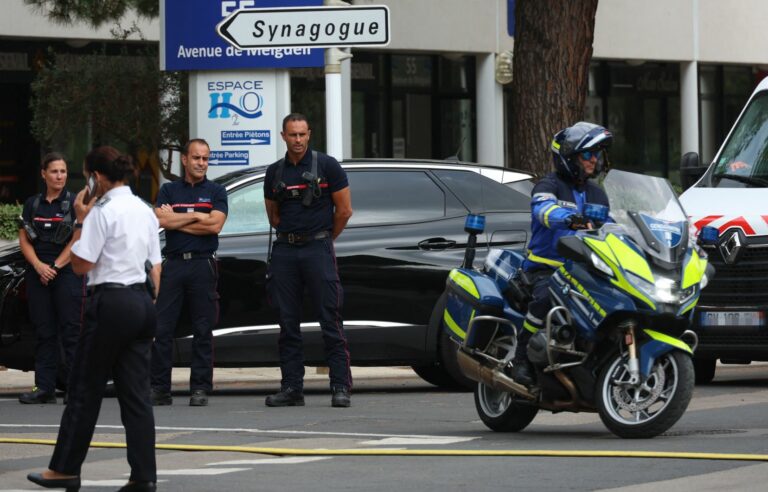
[209, 457, 330, 465]
[157, 468, 251, 476]
[0, 423, 476, 442]
[82, 480, 169, 486]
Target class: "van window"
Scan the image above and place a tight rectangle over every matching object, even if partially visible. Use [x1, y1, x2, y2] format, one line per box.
[710, 92, 768, 188]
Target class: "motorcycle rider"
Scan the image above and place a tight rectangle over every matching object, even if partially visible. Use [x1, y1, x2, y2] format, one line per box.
[512, 121, 613, 385]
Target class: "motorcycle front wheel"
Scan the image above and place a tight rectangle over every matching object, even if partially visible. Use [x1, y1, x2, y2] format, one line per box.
[474, 383, 538, 432]
[597, 350, 694, 439]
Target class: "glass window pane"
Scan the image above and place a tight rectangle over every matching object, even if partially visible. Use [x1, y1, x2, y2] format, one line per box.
[434, 170, 530, 211]
[346, 170, 445, 225]
[220, 181, 269, 235]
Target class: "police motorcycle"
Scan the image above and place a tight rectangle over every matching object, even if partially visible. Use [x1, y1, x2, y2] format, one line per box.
[443, 170, 711, 438]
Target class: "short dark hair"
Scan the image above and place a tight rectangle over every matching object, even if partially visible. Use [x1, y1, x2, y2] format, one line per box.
[182, 138, 210, 155]
[84, 146, 135, 183]
[41, 152, 66, 171]
[282, 113, 310, 131]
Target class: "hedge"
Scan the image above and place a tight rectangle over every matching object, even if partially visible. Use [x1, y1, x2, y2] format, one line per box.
[0, 203, 22, 241]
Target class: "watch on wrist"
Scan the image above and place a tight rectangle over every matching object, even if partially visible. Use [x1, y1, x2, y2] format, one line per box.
[50, 263, 60, 272]
[74, 220, 83, 229]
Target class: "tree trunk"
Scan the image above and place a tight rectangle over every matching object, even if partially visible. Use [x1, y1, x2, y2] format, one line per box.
[511, 0, 599, 177]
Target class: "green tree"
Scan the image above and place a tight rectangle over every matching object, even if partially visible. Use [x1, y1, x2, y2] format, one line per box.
[25, 0, 158, 26]
[511, 0, 600, 176]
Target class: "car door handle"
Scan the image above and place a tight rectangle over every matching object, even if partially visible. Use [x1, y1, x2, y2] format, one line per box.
[418, 238, 457, 250]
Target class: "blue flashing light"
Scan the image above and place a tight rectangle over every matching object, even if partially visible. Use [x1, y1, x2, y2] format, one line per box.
[464, 214, 486, 234]
[699, 226, 720, 245]
[584, 203, 609, 223]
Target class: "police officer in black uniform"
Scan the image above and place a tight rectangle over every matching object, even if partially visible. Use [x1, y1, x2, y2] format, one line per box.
[27, 146, 162, 492]
[263, 113, 354, 408]
[18, 152, 83, 404]
[150, 138, 227, 407]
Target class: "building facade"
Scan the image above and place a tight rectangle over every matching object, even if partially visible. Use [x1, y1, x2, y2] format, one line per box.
[2, 0, 767, 201]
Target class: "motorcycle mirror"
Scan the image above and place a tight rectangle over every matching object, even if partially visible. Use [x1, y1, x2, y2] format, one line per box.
[584, 203, 609, 223]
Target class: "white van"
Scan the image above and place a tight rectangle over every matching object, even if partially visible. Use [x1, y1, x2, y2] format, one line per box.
[679, 76, 768, 383]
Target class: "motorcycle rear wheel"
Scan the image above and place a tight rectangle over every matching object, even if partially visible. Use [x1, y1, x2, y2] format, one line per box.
[474, 382, 538, 432]
[597, 351, 694, 439]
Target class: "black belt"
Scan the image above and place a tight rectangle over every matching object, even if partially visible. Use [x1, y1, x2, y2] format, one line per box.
[165, 252, 215, 260]
[276, 231, 330, 245]
[88, 282, 145, 295]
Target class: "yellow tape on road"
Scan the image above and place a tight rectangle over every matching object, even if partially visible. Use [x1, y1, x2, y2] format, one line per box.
[2, 438, 768, 462]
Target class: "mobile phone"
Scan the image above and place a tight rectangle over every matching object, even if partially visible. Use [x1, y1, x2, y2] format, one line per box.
[84, 175, 97, 203]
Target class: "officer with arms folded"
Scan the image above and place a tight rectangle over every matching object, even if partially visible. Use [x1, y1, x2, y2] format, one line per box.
[27, 146, 162, 492]
[18, 152, 84, 405]
[264, 113, 354, 408]
[150, 138, 227, 407]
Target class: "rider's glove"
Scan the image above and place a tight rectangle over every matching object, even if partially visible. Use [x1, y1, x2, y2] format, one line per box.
[565, 214, 591, 230]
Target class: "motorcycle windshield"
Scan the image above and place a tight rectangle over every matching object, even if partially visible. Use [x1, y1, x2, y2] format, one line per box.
[602, 170, 689, 265]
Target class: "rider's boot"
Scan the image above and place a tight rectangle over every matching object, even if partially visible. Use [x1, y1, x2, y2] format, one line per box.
[511, 326, 536, 386]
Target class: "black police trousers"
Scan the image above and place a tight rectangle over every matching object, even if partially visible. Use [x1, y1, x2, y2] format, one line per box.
[49, 286, 156, 482]
[269, 238, 352, 391]
[517, 269, 553, 361]
[151, 256, 219, 393]
[25, 266, 83, 393]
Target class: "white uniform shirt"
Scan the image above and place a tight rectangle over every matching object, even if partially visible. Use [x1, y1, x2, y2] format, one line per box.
[72, 185, 161, 287]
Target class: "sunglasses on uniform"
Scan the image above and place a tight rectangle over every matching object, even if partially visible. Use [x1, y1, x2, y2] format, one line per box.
[579, 149, 603, 160]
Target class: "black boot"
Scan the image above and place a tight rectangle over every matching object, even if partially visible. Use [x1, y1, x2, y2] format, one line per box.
[510, 360, 535, 386]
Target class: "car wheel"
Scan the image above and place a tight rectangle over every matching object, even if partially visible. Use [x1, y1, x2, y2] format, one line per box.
[693, 357, 717, 384]
[429, 292, 475, 391]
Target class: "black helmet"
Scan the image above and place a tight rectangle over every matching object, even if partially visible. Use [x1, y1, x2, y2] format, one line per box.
[551, 122, 613, 182]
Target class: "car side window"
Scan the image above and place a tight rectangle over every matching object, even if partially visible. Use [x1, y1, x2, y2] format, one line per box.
[220, 181, 270, 235]
[434, 170, 531, 211]
[346, 170, 447, 225]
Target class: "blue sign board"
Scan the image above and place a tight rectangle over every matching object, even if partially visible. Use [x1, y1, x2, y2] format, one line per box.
[209, 150, 251, 166]
[507, 0, 515, 37]
[161, 0, 324, 71]
[221, 129, 271, 146]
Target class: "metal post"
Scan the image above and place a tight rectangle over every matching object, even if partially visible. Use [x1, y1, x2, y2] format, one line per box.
[325, 47, 351, 160]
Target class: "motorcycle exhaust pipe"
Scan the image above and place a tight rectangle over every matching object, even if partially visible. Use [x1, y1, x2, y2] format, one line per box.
[456, 349, 536, 400]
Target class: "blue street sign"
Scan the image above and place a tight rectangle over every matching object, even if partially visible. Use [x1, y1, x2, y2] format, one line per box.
[209, 150, 251, 166]
[221, 129, 271, 146]
[161, 0, 324, 71]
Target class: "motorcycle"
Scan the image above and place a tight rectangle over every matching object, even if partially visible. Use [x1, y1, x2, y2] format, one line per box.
[443, 170, 712, 438]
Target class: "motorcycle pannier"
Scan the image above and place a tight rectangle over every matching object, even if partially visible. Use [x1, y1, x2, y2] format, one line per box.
[443, 268, 504, 347]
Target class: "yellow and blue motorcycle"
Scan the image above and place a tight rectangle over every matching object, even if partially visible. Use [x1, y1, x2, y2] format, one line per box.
[443, 170, 712, 438]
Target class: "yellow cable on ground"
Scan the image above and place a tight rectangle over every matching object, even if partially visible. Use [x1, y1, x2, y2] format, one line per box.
[2, 438, 768, 462]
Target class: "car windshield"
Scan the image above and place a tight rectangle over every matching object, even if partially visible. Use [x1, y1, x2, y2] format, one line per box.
[603, 170, 688, 263]
[709, 92, 768, 188]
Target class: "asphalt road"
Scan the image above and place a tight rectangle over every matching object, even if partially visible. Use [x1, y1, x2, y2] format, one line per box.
[1, 364, 767, 491]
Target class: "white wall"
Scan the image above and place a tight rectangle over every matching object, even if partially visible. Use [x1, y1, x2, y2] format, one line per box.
[1, 0, 159, 42]
[353, 0, 514, 54]
[595, 0, 768, 65]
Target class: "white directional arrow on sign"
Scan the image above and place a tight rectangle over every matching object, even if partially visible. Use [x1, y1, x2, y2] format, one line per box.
[217, 5, 390, 50]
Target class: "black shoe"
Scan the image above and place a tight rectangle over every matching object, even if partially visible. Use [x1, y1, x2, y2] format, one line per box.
[27, 471, 80, 491]
[265, 388, 305, 407]
[19, 387, 57, 404]
[117, 481, 157, 491]
[189, 389, 208, 407]
[331, 386, 351, 408]
[150, 388, 172, 406]
[510, 360, 535, 386]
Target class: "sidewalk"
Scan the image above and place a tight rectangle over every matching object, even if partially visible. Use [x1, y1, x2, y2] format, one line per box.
[0, 366, 419, 394]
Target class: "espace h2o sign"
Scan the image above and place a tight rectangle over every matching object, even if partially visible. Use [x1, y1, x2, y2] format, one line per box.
[217, 5, 390, 50]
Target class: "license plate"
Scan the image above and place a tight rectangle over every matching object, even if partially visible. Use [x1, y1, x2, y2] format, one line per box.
[700, 311, 765, 327]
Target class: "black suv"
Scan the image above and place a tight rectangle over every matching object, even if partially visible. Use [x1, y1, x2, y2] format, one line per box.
[0, 159, 532, 388]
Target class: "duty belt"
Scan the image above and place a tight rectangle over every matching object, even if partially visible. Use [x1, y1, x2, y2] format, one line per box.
[165, 251, 215, 260]
[276, 231, 330, 245]
[88, 282, 145, 295]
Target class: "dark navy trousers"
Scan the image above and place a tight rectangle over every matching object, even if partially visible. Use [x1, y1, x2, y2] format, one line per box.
[50, 287, 156, 482]
[151, 257, 219, 393]
[269, 238, 352, 391]
[25, 266, 83, 392]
